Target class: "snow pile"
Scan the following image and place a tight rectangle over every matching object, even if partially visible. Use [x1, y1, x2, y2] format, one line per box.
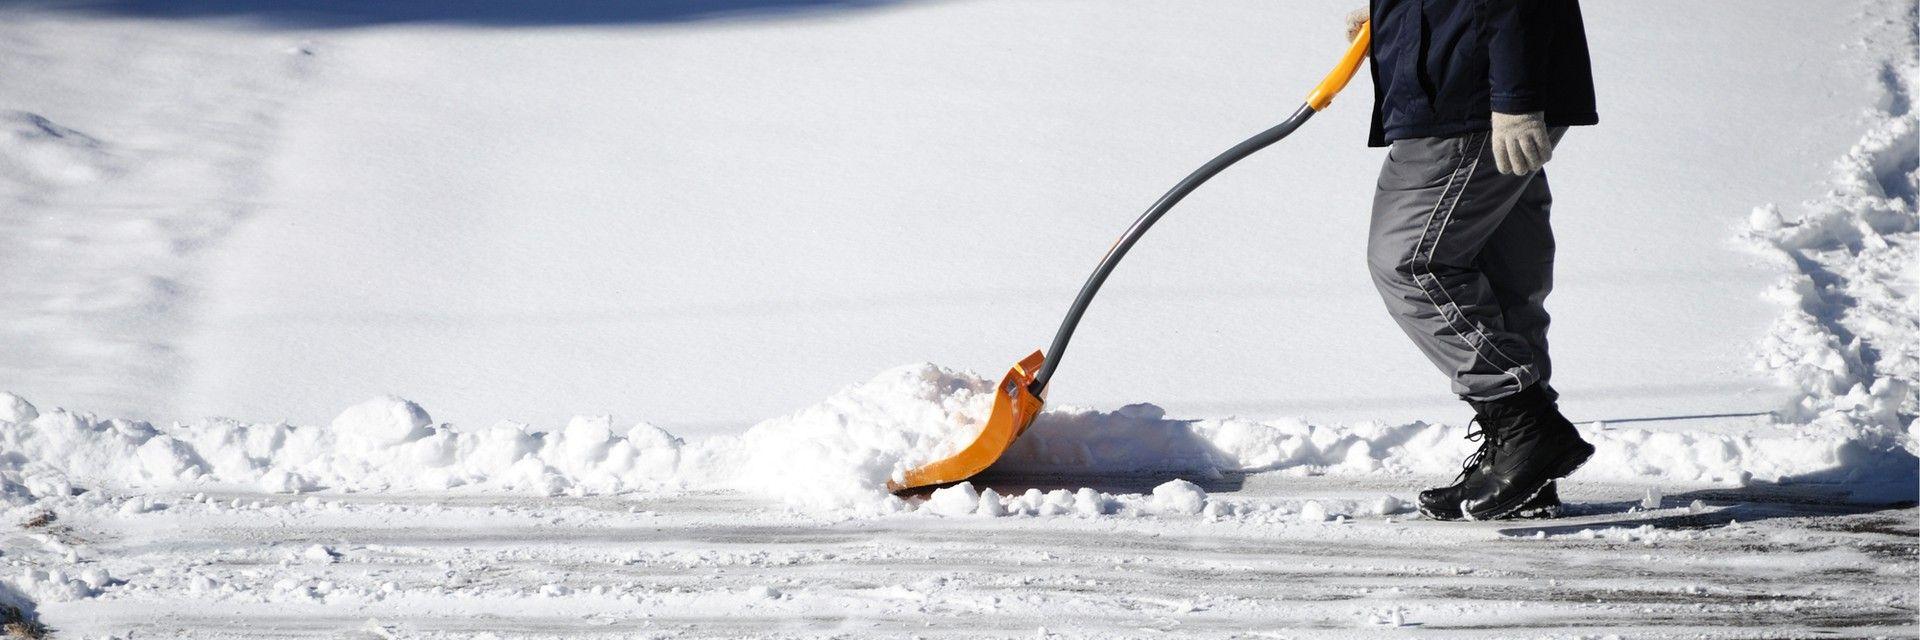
[0, 392, 692, 500]
[1739, 30, 1918, 501]
[5, 352, 1916, 516]
[10, 567, 113, 604]
[1149, 478, 1208, 516]
[690, 363, 994, 512]
[0, 365, 994, 513]
[0, 394, 39, 507]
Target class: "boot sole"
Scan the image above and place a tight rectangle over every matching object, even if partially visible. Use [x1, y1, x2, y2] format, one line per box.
[1510, 501, 1562, 519]
[1460, 444, 1594, 522]
[1419, 481, 1561, 522]
[1421, 497, 1561, 521]
[1416, 501, 1457, 521]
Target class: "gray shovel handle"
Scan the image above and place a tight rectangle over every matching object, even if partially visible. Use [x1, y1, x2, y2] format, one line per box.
[1029, 103, 1318, 395]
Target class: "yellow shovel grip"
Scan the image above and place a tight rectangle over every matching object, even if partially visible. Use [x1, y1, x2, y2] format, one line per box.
[1305, 21, 1371, 112]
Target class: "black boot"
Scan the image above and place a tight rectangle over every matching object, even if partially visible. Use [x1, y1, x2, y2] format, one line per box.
[1457, 385, 1594, 521]
[1420, 479, 1561, 520]
[1509, 481, 1563, 519]
[1416, 419, 1562, 521]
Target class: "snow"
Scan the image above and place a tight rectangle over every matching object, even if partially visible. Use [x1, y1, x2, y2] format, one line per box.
[1, 360, 1908, 518]
[0, 2, 1875, 431]
[922, 481, 980, 517]
[1296, 499, 1330, 523]
[1148, 479, 1208, 516]
[5, 479, 1912, 638]
[0, 363, 989, 513]
[331, 397, 435, 449]
[708, 363, 995, 512]
[1640, 485, 1663, 511]
[0, 0, 1915, 637]
[0, 394, 35, 426]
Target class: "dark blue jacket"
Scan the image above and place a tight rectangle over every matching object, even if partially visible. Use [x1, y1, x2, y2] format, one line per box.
[1368, 0, 1598, 147]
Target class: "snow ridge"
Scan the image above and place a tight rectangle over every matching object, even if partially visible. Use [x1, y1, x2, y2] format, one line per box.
[0, 367, 994, 515]
[4, 355, 1912, 520]
[1741, 2, 1918, 502]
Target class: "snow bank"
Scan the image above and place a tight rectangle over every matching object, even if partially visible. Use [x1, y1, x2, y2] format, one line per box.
[0, 365, 990, 513]
[1738, 29, 1918, 502]
[4, 356, 1913, 516]
[0, 393, 673, 501]
[10, 567, 112, 604]
[688, 363, 994, 513]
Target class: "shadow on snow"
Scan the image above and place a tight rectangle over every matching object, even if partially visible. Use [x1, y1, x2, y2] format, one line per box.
[0, 580, 46, 639]
[939, 403, 1917, 529]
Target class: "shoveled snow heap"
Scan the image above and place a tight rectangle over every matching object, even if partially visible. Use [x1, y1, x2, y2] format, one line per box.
[2, 358, 1914, 516]
[0, 365, 997, 514]
[690, 364, 995, 512]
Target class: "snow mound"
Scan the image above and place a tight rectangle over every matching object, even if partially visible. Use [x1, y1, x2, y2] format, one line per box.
[4, 363, 1912, 517]
[1739, 37, 1919, 501]
[1149, 479, 1207, 516]
[331, 397, 433, 448]
[0, 392, 37, 424]
[922, 481, 982, 517]
[10, 567, 113, 604]
[0, 391, 689, 501]
[0, 363, 995, 513]
[702, 362, 994, 511]
[5, 335, 1917, 515]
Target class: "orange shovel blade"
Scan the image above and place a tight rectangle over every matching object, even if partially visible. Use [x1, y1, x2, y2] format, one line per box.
[889, 350, 1048, 492]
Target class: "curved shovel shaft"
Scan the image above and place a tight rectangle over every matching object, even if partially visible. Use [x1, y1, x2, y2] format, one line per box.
[1031, 23, 1372, 395]
[890, 25, 1372, 494]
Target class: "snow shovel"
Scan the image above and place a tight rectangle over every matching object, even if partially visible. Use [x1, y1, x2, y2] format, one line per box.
[891, 24, 1373, 493]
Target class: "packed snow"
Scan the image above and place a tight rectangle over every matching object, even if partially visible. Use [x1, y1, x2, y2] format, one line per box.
[0, 0, 1916, 637]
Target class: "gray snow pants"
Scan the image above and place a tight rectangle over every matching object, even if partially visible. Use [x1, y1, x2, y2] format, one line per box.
[1367, 129, 1566, 402]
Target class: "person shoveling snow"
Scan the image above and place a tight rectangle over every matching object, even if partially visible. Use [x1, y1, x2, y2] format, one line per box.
[891, 0, 1606, 523]
[1351, 0, 1600, 521]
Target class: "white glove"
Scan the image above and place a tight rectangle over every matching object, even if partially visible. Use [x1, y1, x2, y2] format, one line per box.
[1345, 7, 1369, 42]
[1490, 111, 1553, 175]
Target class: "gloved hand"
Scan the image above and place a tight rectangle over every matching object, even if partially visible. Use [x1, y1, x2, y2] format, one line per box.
[1345, 7, 1369, 42]
[1490, 111, 1553, 175]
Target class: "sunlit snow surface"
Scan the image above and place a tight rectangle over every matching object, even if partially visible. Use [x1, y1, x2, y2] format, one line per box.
[1, 0, 1918, 637]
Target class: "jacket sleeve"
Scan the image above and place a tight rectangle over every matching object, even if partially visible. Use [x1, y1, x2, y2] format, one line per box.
[1483, 0, 1554, 114]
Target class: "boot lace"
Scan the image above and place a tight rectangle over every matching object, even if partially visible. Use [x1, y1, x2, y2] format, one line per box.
[1453, 418, 1503, 484]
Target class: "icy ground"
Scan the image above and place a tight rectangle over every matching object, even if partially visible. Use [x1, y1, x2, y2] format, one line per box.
[2, 0, 1919, 638]
[3, 479, 1915, 639]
